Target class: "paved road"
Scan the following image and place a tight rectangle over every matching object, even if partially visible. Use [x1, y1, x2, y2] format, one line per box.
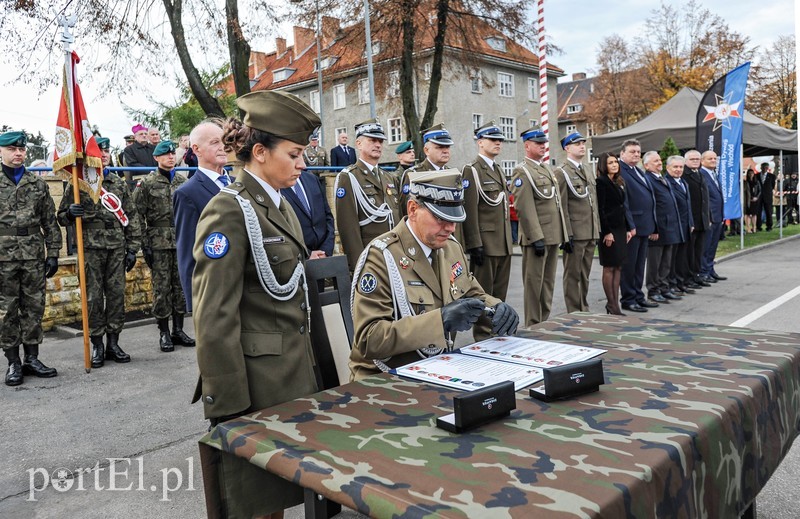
[2, 236, 799, 518]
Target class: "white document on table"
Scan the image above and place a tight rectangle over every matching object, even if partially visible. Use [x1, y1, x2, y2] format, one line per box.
[460, 336, 605, 369]
[391, 353, 543, 391]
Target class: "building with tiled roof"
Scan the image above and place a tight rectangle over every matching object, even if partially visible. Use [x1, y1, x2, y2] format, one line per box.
[555, 72, 599, 167]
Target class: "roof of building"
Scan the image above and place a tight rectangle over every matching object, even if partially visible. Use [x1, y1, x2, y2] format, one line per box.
[556, 74, 596, 122]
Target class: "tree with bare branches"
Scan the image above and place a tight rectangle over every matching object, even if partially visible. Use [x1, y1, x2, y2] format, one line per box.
[749, 35, 797, 129]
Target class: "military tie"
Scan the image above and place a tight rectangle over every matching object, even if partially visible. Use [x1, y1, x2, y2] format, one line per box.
[429, 250, 439, 273]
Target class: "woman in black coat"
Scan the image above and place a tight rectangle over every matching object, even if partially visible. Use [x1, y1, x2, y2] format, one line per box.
[596, 152, 633, 315]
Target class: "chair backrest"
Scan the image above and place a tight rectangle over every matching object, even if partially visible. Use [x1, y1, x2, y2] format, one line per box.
[304, 255, 354, 389]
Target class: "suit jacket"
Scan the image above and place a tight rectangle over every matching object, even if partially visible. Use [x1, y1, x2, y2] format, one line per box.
[596, 175, 631, 237]
[760, 172, 776, 201]
[462, 156, 512, 256]
[280, 171, 335, 256]
[701, 167, 724, 224]
[173, 169, 223, 311]
[619, 160, 657, 236]
[646, 171, 681, 245]
[667, 175, 694, 239]
[510, 157, 571, 246]
[191, 171, 317, 419]
[330, 145, 357, 167]
[557, 160, 600, 241]
[683, 166, 710, 231]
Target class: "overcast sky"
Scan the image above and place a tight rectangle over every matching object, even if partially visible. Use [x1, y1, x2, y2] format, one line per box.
[0, 0, 795, 151]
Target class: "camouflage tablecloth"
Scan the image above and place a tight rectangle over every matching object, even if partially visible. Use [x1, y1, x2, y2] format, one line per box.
[199, 313, 800, 518]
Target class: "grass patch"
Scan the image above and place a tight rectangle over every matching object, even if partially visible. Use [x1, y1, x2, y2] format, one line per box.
[716, 223, 800, 257]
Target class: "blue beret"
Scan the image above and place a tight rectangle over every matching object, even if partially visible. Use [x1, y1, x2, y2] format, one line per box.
[520, 127, 548, 143]
[395, 141, 413, 154]
[0, 131, 27, 147]
[561, 132, 586, 149]
[96, 137, 111, 150]
[153, 140, 176, 156]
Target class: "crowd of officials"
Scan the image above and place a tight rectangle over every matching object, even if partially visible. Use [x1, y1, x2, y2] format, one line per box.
[1, 86, 793, 516]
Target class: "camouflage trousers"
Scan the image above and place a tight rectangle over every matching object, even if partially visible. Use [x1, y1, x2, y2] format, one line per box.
[0, 260, 45, 350]
[85, 248, 126, 337]
[151, 249, 185, 320]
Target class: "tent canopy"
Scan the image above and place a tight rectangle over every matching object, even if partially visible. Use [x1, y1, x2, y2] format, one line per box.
[591, 87, 798, 157]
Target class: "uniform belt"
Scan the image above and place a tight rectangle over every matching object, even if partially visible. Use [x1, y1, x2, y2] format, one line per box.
[149, 221, 174, 228]
[0, 226, 40, 236]
[82, 221, 120, 230]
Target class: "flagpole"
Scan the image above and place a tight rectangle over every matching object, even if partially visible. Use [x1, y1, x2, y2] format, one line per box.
[58, 16, 92, 373]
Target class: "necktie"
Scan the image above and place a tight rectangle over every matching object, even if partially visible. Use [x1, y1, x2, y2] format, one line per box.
[678, 179, 686, 192]
[293, 182, 311, 214]
[429, 250, 439, 273]
[218, 173, 230, 187]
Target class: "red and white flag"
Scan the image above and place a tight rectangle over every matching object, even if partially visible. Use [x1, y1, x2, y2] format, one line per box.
[52, 51, 104, 200]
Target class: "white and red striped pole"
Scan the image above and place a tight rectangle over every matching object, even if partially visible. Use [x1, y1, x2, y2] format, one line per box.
[536, 0, 549, 162]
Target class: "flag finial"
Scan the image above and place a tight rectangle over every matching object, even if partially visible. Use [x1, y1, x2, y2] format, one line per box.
[57, 14, 78, 52]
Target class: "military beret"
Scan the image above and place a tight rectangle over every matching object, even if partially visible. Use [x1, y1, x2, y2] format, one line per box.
[561, 132, 586, 149]
[520, 127, 548, 143]
[474, 122, 505, 141]
[355, 118, 387, 140]
[395, 141, 413, 154]
[408, 168, 466, 223]
[153, 140, 176, 156]
[0, 131, 27, 147]
[421, 123, 453, 146]
[236, 90, 321, 145]
[96, 137, 111, 150]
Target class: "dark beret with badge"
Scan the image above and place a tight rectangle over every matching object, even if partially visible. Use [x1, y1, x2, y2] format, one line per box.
[408, 168, 466, 223]
[236, 90, 321, 145]
[395, 141, 413, 154]
[560, 131, 586, 149]
[0, 131, 28, 148]
[96, 137, 111, 151]
[153, 140, 177, 157]
[520, 127, 548, 143]
[474, 122, 505, 141]
[421, 123, 454, 146]
[355, 118, 387, 141]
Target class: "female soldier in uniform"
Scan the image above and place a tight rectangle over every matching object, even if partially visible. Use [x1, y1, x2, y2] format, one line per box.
[191, 90, 321, 518]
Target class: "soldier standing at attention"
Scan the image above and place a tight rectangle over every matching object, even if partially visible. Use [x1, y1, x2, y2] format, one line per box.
[462, 122, 513, 341]
[511, 127, 571, 327]
[399, 123, 453, 215]
[58, 137, 141, 367]
[334, 119, 401, 272]
[557, 132, 598, 312]
[0, 131, 61, 386]
[133, 141, 194, 352]
[349, 169, 519, 381]
[302, 132, 328, 175]
[394, 141, 416, 172]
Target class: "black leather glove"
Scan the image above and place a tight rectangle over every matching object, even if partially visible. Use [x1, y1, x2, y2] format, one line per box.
[441, 298, 485, 334]
[491, 302, 519, 336]
[125, 250, 137, 272]
[66, 203, 84, 221]
[44, 257, 59, 278]
[143, 247, 154, 269]
[560, 236, 575, 254]
[533, 239, 545, 257]
[468, 246, 485, 267]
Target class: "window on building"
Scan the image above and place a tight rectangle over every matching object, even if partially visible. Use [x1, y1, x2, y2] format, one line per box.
[358, 78, 369, 105]
[566, 124, 577, 134]
[388, 71, 400, 98]
[567, 104, 583, 114]
[589, 82, 595, 94]
[501, 160, 516, 178]
[313, 57, 337, 72]
[272, 68, 295, 83]
[424, 62, 432, 80]
[470, 69, 482, 94]
[309, 90, 320, 113]
[363, 42, 382, 57]
[499, 117, 516, 141]
[486, 37, 507, 52]
[529, 119, 539, 129]
[335, 127, 347, 137]
[527, 77, 539, 101]
[586, 123, 596, 137]
[472, 114, 484, 131]
[333, 83, 346, 110]
[388, 117, 403, 144]
[498, 72, 514, 97]
[588, 148, 596, 163]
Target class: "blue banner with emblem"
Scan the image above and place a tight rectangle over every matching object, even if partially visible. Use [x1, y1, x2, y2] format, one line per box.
[695, 62, 751, 220]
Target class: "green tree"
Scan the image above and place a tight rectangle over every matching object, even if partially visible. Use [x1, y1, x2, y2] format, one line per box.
[659, 136, 680, 173]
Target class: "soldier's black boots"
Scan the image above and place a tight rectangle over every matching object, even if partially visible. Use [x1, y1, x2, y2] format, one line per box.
[4, 347, 23, 386]
[171, 314, 195, 347]
[21, 344, 58, 378]
[106, 333, 131, 363]
[158, 319, 174, 352]
[90, 336, 105, 368]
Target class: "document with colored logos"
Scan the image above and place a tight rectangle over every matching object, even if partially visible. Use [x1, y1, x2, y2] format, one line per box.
[391, 354, 543, 391]
[460, 337, 605, 369]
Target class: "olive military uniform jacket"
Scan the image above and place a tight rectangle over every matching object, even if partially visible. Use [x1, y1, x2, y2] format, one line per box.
[511, 158, 571, 246]
[557, 160, 600, 241]
[57, 172, 142, 251]
[191, 171, 317, 419]
[335, 161, 401, 271]
[462, 156, 513, 256]
[350, 218, 501, 381]
[0, 170, 61, 261]
[133, 171, 186, 250]
[303, 146, 328, 167]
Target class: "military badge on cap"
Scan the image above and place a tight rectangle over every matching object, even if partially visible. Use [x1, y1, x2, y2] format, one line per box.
[408, 168, 466, 223]
[204, 232, 229, 259]
[520, 127, 548, 143]
[354, 118, 386, 140]
[0, 131, 28, 148]
[96, 137, 111, 151]
[474, 121, 505, 141]
[421, 123, 454, 146]
[560, 132, 587, 149]
[359, 272, 378, 293]
[153, 140, 176, 156]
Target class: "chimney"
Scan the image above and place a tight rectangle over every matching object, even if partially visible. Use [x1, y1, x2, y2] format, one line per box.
[276, 37, 287, 56]
[321, 16, 341, 49]
[293, 26, 315, 59]
[572, 72, 587, 81]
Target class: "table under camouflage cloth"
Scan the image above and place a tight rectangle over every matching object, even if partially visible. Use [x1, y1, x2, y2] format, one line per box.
[199, 313, 800, 518]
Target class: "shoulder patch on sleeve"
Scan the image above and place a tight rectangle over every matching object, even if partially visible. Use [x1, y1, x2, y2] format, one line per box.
[203, 232, 229, 258]
[336, 187, 346, 198]
[462, 179, 470, 189]
[514, 178, 523, 187]
[402, 184, 410, 194]
[358, 272, 378, 294]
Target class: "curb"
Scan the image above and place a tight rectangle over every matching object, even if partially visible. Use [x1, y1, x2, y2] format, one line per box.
[48, 316, 158, 338]
[716, 232, 800, 263]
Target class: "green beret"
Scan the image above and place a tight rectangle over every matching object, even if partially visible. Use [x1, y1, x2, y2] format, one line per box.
[96, 137, 111, 150]
[153, 140, 176, 156]
[236, 90, 321, 145]
[0, 131, 27, 148]
[395, 141, 413, 154]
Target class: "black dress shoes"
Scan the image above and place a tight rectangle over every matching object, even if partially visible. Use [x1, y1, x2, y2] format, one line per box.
[663, 291, 681, 300]
[639, 300, 659, 308]
[685, 282, 702, 290]
[694, 277, 711, 287]
[622, 303, 648, 313]
[649, 294, 668, 303]
[678, 286, 696, 294]
[711, 273, 727, 281]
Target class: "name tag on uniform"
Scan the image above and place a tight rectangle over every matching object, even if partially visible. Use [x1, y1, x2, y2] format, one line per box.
[263, 236, 285, 244]
[408, 280, 425, 286]
[483, 180, 496, 185]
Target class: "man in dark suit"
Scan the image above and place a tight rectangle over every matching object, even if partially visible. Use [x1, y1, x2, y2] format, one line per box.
[330, 131, 356, 168]
[173, 120, 230, 312]
[682, 150, 709, 288]
[618, 139, 658, 313]
[665, 156, 695, 294]
[699, 150, 726, 282]
[757, 162, 776, 231]
[281, 170, 334, 258]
